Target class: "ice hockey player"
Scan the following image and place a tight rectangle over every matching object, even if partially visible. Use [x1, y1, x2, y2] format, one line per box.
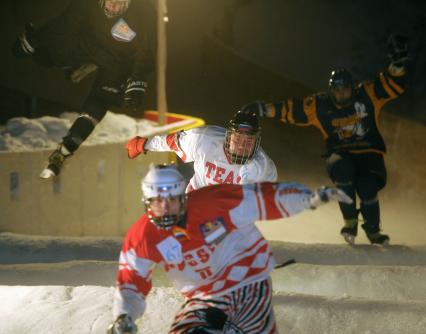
[126, 110, 278, 192]
[12, 0, 156, 178]
[107, 164, 352, 333]
[240, 34, 409, 245]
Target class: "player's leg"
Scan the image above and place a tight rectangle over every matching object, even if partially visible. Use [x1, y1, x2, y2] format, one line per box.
[169, 298, 230, 334]
[356, 153, 389, 245]
[41, 66, 126, 178]
[230, 278, 277, 334]
[326, 153, 358, 243]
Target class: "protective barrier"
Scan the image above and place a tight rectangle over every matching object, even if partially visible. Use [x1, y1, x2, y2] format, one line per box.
[0, 112, 205, 236]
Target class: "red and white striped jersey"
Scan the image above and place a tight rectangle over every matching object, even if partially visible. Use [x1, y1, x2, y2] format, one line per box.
[145, 126, 277, 191]
[113, 182, 313, 320]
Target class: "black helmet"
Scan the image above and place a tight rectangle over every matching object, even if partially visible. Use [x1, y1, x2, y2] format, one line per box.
[224, 110, 261, 164]
[328, 68, 355, 108]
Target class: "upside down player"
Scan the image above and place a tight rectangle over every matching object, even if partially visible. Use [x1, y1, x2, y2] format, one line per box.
[12, 0, 156, 178]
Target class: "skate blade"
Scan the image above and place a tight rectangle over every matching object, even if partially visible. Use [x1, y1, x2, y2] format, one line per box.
[372, 239, 390, 246]
[341, 233, 355, 245]
[40, 168, 56, 179]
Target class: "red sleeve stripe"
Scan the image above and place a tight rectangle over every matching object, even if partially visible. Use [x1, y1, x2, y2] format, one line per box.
[117, 268, 152, 296]
[276, 197, 290, 217]
[261, 183, 288, 219]
[254, 184, 266, 219]
[166, 133, 187, 162]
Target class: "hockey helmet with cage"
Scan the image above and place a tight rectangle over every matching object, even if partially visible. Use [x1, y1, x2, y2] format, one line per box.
[142, 164, 187, 229]
[225, 110, 261, 165]
[99, 0, 131, 19]
[328, 68, 355, 108]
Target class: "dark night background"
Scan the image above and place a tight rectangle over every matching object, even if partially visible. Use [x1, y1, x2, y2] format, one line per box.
[1, 0, 425, 124]
[0, 0, 425, 186]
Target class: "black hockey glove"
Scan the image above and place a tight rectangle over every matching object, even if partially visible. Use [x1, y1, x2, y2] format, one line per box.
[123, 78, 147, 108]
[107, 314, 137, 334]
[387, 33, 409, 67]
[240, 101, 267, 118]
[12, 23, 38, 58]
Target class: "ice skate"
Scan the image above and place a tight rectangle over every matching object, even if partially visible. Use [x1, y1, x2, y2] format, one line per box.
[340, 219, 358, 245]
[40, 144, 71, 179]
[366, 231, 390, 245]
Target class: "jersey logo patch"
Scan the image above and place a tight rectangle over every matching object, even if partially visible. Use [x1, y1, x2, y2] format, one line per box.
[156, 236, 183, 264]
[200, 217, 227, 245]
[172, 226, 190, 241]
[111, 18, 136, 42]
[332, 102, 369, 140]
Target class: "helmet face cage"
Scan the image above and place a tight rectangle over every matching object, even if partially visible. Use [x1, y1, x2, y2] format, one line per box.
[328, 69, 355, 108]
[224, 120, 261, 165]
[99, 0, 131, 19]
[144, 195, 186, 230]
[142, 165, 187, 229]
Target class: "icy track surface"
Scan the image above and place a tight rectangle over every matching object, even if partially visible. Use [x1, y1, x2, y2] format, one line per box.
[1, 234, 426, 333]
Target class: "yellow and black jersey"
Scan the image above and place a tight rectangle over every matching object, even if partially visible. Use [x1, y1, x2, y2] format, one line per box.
[265, 67, 405, 155]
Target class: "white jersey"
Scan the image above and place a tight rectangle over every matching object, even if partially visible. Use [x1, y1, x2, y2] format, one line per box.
[145, 126, 278, 191]
[113, 182, 314, 320]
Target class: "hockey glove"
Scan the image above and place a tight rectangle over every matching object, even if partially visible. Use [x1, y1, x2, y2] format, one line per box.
[12, 23, 38, 58]
[107, 314, 137, 334]
[240, 101, 267, 118]
[123, 78, 147, 108]
[126, 136, 148, 159]
[309, 186, 352, 209]
[387, 33, 409, 67]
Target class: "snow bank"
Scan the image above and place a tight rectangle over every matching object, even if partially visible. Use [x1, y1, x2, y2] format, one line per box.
[2, 260, 425, 302]
[0, 111, 157, 152]
[2, 233, 426, 266]
[1, 285, 425, 334]
[271, 264, 426, 302]
[274, 293, 426, 334]
[1, 234, 426, 333]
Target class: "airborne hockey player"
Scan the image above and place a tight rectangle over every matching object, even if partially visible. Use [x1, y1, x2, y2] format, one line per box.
[12, 0, 156, 178]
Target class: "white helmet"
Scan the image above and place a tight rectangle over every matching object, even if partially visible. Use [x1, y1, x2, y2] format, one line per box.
[142, 164, 187, 229]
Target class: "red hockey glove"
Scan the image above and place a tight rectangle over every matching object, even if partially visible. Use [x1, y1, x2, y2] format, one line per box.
[126, 136, 148, 159]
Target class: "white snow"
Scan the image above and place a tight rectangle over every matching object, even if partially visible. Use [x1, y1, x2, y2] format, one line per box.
[0, 112, 425, 333]
[0, 111, 158, 152]
[0, 233, 426, 334]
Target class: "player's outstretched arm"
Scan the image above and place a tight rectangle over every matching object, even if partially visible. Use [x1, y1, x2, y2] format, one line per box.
[228, 182, 352, 226]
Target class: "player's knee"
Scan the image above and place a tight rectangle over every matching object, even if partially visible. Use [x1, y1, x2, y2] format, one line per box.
[357, 178, 380, 200]
[361, 196, 379, 207]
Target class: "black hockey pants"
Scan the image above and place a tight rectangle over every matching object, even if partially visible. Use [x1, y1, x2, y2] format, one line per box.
[326, 152, 387, 234]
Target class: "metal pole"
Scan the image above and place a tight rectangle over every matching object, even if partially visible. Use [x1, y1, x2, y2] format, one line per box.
[157, 0, 168, 125]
